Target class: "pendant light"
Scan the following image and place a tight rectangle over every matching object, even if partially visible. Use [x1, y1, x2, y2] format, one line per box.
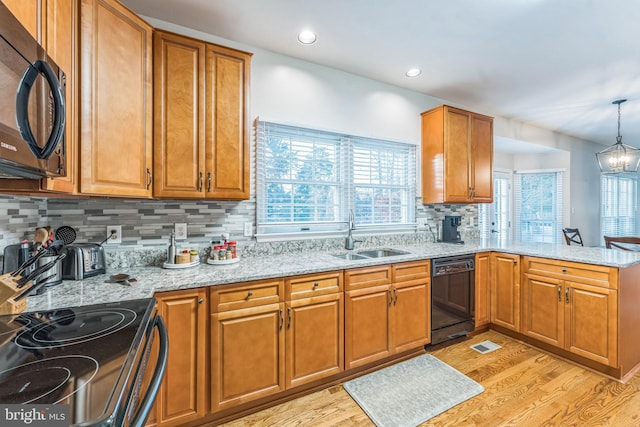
[596, 99, 640, 174]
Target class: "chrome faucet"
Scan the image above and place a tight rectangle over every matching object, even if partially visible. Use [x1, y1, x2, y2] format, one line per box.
[345, 210, 361, 250]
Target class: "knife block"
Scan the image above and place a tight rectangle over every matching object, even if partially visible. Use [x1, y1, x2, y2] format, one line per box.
[0, 274, 28, 315]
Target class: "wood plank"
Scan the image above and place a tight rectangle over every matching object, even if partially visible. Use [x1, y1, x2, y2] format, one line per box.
[218, 330, 640, 426]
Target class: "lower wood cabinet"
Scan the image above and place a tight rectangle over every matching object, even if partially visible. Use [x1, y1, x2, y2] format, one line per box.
[522, 257, 618, 367]
[210, 273, 343, 412]
[148, 288, 207, 427]
[474, 252, 491, 328]
[490, 252, 521, 331]
[345, 261, 430, 370]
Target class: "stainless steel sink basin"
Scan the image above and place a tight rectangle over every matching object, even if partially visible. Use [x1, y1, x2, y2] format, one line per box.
[356, 249, 410, 258]
[333, 253, 369, 260]
[332, 248, 410, 260]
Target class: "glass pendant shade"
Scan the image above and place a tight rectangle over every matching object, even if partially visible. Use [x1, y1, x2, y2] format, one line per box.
[596, 99, 640, 174]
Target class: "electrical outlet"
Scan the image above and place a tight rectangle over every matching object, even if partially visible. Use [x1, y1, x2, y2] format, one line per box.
[106, 225, 122, 245]
[244, 222, 253, 237]
[175, 223, 187, 240]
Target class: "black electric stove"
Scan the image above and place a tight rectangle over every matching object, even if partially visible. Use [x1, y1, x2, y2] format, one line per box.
[0, 298, 167, 427]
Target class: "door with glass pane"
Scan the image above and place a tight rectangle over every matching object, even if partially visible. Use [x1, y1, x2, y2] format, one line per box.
[479, 171, 512, 241]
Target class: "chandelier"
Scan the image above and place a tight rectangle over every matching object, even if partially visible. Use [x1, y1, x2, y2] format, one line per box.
[596, 99, 640, 174]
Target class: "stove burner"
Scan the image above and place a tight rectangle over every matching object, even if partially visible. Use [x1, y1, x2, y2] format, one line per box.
[15, 308, 138, 350]
[0, 355, 98, 404]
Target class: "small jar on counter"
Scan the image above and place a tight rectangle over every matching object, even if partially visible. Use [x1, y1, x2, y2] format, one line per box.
[226, 241, 237, 258]
[190, 250, 199, 262]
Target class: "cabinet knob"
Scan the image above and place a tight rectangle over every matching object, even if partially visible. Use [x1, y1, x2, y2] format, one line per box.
[561, 268, 567, 273]
[313, 282, 319, 288]
[198, 298, 204, 304]
[246, 291, 253, 299]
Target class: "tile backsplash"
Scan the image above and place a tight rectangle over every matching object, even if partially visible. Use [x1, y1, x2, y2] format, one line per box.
[0, 195, 479, 264]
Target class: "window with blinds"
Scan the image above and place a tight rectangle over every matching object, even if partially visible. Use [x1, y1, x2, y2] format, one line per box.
[256, 120, 416, 237]
[513, 170, 563, 244]
[601, 174, 637, 241]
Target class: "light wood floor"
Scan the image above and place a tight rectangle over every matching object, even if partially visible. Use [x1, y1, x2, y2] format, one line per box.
[220, 330, 640, 426]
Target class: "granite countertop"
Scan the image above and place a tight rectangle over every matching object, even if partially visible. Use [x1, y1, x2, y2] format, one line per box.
[25, 240, 640, 312]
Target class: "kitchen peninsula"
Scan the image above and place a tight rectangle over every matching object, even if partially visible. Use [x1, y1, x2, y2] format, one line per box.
[20, 240, 640, 425]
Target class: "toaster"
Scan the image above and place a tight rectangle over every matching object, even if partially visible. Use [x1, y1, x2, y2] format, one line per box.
[61, 243, 106, 280]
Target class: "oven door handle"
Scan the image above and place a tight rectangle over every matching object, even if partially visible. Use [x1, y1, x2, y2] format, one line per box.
[130, 315, 168, 427]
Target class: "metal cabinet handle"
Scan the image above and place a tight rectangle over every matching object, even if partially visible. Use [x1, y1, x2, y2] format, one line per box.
[198, 298, 204, 304]
[565, 287, 570, 303]
[279, 309, 283, 330]
[146, 168, 152, 190]
[557, 285, 561, 302]
[198, 172, 203, 192]
[207, 172, 212, 192]
[393, 288, 398, 305]
[287, 307, 291, 329]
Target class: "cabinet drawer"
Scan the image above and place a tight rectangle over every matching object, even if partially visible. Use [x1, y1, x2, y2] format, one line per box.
[210, 279, 284, 312]
[286, 271, 342, 300]
[345, 265, 392, 291]
[392, 260, 430, 283]
[523, 257, 617, 289]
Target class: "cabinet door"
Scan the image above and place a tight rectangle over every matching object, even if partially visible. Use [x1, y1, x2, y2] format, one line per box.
[211, 303, 285, 412]
[392, 280, 430, 352]
[565, 281, 618, 367]
[151, 288, 207, 427]
[490, 252, 521, 331]
[153, 31, 206, 198]
[470, 113, 493, 202]
[522, 274, 564, 347]
[204, 44, 251, 199]
[285, 293, 343, 388]
[80, 0, 153, 197]
[2, 0, 42, 41]
[444, 107, 472, 202]
[345, 285, 392, 369]
[42, 0, 78, 193]
[475, 252, 490, 328]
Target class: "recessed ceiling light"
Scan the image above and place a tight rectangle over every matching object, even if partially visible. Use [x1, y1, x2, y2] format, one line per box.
[406, 68, 422, 77]
[297, 30, 317, 44]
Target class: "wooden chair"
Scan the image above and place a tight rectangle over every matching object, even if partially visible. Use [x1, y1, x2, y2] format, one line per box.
[604, 236, 640, 251]
[562, 228, 583, 246]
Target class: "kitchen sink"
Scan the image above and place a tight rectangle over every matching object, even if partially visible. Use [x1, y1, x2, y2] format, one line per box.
[333, 253, 369, 260]
[332, 248, 410, 260]
[356, 249, 410, 258]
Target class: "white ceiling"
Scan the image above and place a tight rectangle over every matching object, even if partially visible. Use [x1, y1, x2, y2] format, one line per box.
[121, 0, 640, 148]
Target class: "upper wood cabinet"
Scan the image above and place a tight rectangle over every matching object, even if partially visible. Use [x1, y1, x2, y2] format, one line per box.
[421, 105, 493, 204]
[153, 30, 251, 199]
[79, 0, 153, 197]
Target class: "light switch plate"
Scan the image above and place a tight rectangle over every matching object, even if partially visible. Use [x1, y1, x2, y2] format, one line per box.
[175, 223, 187, 240]
[244, 222, 253, 237]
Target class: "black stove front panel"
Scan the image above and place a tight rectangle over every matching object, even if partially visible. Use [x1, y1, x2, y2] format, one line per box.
[0, 298, 155, 425]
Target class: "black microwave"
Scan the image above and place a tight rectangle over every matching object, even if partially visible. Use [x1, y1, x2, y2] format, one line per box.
[0, 2, 66, 179]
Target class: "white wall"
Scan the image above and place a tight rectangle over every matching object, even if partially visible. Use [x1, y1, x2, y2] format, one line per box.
[146, 17, 604, 245]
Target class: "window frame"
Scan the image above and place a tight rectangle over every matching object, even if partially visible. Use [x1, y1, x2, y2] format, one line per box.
[513, 169, 564, 244]
[256, 120, 416, 241]
[600, 174, 637, 243]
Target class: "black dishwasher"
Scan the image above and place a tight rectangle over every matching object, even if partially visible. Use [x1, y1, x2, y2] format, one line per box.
[430, 255, 475, 345]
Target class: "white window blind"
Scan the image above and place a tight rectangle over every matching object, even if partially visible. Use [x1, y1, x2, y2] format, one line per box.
[514, 170, 563, 244]
[257, 120, 416, 237]
[601, 174, 637, 241]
